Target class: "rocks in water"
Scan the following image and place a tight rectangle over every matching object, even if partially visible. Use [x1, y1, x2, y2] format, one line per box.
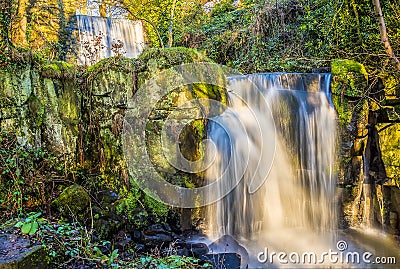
[0, 233, 49, 269]
[52, 184, 90, 217]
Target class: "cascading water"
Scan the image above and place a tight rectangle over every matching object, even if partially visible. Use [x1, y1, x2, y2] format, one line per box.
[75, 15, 145, 64]
[204, 73, 338, 266]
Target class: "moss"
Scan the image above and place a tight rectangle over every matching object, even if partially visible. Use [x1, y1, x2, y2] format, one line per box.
[41, 61, 75, 80]
[52, 184, 90, 217]
[27, 94, 45, 127]
[378, 124, 400, 186]
[137, 47, 212, 72]
[332, 59, 368, 80]
[0, 245, 49, 269]
[331, 59, 368, 125]
[138, 47, 228, 188]
[136, 47, 219, 89]
[115, 182, 168, 229]
[86, 56, 136, 77]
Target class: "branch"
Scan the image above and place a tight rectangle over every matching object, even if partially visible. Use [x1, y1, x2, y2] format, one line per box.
[373, 0, 400, 70]
[125, 9, 164, 48]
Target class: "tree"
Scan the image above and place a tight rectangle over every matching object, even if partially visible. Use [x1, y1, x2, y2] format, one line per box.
[0, 0, 14, 49]
[372, 0, 400, 70]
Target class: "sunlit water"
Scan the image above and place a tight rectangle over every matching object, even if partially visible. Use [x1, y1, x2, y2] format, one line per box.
[75, 15, 145, 64]
[202, 73, 400, 268]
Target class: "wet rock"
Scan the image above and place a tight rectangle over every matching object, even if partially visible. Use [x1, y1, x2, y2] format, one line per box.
[114, 231, 132, 250]
[143, 224, 173, 247]
[132, 230, 143, 241]
[143, 233, 172, 247]
[175, 242, 209, 257]
[207, 235, 249, 269]
[0, 234, 49, 269]
[145, 224, 167, 235]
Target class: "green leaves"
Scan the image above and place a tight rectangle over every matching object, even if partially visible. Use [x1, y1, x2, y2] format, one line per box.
[21, 221, 39, 235]
[15, 212, 42, 235]
[133, 255, 211, 269]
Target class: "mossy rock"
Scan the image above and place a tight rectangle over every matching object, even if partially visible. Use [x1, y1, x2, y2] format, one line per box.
[52, 184, 90, 217]
[136, 47, 212, 74]
[40, 61, 75, 80]
[135, 47, 228, 186]
[331, 59, 369, 125]
[0, 244, 49, 269]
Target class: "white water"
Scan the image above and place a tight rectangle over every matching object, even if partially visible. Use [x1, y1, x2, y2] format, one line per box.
[204, 73, 339, 267]
[75, 15, 145, 65]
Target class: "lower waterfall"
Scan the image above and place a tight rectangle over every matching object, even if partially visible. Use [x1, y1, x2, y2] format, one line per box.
[204, 73, 338, 266]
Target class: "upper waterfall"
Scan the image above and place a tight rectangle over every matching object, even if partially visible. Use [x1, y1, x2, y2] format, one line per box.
[73, 15, 145, 65]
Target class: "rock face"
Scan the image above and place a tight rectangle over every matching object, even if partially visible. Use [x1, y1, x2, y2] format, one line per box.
[332, 59, 400, 234]
[0, 47, 228, 237]
[0, 61, 79, 160]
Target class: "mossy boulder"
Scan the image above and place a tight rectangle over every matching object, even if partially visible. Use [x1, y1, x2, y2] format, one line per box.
[52, 184, 90, 217]
[40, 61, 75, 80]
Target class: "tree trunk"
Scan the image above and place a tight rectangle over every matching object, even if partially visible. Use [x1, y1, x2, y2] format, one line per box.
[372, 0, 400, 70]
[10, 0, 28, 46]
[167, 0, 176, 48]
[99, 2, 107, 18]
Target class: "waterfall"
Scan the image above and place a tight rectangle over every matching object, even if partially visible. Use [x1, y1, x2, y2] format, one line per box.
[75, 15, 145, 65]
[204, 73, 338, 257]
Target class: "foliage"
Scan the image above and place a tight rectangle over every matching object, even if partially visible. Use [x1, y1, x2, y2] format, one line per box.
[174, 0, 400, 75]
[115, 181, 169, 229]
[2, 214, 121, 268]
[14, 211, 44, 235]
[0, 131, 66, 220]
[127, 255, 212, 269]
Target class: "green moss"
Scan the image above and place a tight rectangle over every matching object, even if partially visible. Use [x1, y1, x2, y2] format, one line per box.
[137, 47, 212, 71]
[115, 181, 168, 229]
[378, 124, 400, 186]
[183, 175, 196, 188]
[41, 61, 75, 79]
[332, 59, 368, 80]
[86, 56, 136, 76]
[27, 94, 45, 127]
[52, 184, 90, 217]
[331, 59, 369, 125]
